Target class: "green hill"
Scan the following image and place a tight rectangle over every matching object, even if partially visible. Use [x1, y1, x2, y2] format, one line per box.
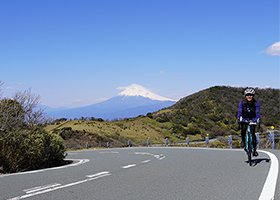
[152, 86, 280, 137]
[46, 86, 280, 149]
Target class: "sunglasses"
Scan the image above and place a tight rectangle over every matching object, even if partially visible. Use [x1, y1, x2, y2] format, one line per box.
[245, 94, 254, 97]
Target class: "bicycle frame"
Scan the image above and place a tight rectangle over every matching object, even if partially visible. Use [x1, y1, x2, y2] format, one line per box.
[245, 122, 257, 166]
[245, 125, 253, 166]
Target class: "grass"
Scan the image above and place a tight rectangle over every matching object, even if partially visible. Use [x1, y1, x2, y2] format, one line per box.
[46, 116, 207, 148]
[46, 116, 280, 149]
[46, 117, 174, 146]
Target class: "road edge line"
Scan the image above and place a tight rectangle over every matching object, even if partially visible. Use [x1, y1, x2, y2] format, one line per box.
[258, 150, 279, 200]
[0, 159, 89, 178]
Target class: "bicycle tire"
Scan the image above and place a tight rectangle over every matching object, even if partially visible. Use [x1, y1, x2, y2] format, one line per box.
[246, 126, 253, 166]
[248, 145, 252, 166]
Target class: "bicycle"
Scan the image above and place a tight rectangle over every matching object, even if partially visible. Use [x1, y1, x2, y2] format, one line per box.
[245, 121, 257, 166]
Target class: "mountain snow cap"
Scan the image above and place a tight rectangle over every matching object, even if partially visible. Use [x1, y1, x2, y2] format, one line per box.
[117, 84, 175, 101]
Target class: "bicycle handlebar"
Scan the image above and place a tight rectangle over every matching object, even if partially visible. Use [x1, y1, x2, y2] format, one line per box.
[249, 122, 257, 125]
[244, 121, 257, 125]
[239, 119, 257, 125]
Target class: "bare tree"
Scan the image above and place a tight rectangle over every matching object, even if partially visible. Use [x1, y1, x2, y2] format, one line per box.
[0, 81, 3, 99]
[14, 90, 46, 129]
[0, 87, 46, 132]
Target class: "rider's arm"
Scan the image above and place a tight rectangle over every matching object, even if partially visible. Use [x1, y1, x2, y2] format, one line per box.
[253, 100, 261, 123]
[237, 101, 243, 121]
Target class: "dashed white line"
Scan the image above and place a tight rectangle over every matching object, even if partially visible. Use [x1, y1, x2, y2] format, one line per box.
[134, 152, 153, 156]
[122, 164, 136, 169]
[141, 160, 151, 163]
[23, 183, 61, 194]
[86, 171, 111, 178]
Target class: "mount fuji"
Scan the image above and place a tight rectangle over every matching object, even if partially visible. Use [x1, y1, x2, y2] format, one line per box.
[45, 84, 176, 120]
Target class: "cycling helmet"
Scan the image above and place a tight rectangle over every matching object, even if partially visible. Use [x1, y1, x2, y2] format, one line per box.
[244, 87, 255, 96]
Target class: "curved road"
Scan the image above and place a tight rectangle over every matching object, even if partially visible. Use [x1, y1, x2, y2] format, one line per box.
[1, 147, 279, 200]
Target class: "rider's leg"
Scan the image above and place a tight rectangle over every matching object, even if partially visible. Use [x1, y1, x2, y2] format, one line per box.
[251, 125, 258, 156]
[240, 123, 247, 148]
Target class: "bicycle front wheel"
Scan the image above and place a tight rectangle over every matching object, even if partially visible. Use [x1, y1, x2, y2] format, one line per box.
[248, 147, 252, 166]
[246, 131, 253, 166]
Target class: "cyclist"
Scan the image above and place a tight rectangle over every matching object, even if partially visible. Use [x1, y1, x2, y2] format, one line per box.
[237, 87, 260, 157]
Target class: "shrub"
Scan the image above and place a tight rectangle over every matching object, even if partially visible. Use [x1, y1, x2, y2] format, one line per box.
[0, 128, 65, 173]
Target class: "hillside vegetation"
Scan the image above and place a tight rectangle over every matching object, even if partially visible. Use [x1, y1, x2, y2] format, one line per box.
[153, 86, 280, 137]
[46, 86, 280, 149]
[46, 117, 194, 148]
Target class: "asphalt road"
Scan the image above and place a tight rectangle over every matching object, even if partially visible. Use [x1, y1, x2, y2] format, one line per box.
[0, 147, 279, 200]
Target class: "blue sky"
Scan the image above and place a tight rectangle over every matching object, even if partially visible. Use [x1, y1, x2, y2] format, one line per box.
[1, 0, 279, 107]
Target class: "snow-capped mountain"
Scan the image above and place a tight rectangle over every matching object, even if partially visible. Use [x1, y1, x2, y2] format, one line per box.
[118, 84, 174, 101]
[46, 84, 176, 120]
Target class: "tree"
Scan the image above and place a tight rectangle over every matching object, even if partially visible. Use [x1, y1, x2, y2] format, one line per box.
[0, 89, 46, 132]
[0, 82, 66, 173]
[0, 99, 25, 132]
[14, 90, 46, 129]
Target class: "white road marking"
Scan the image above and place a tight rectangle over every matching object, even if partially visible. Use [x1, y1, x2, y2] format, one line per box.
[7, 172, 111, 200]
[23, 183, 61, 194]
[1, 159, 89, 178]
[134, 152, 153, 156]
[258, 150, 279, 200]
[86, 171, 111, 178]
[157, 154, 166, 160]
[158, 156, 166, 160]
[134, 152, 166, 161]
[99, 151, 119, 154]
[122, 164, 136, 169]
[141, 160, 151, 163]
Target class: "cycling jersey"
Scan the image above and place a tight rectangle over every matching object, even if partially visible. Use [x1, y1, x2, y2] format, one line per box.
[237, 99, 260, 123]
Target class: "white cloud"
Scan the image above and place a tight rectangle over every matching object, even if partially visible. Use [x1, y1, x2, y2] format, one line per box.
[265, 41, 280, 56]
